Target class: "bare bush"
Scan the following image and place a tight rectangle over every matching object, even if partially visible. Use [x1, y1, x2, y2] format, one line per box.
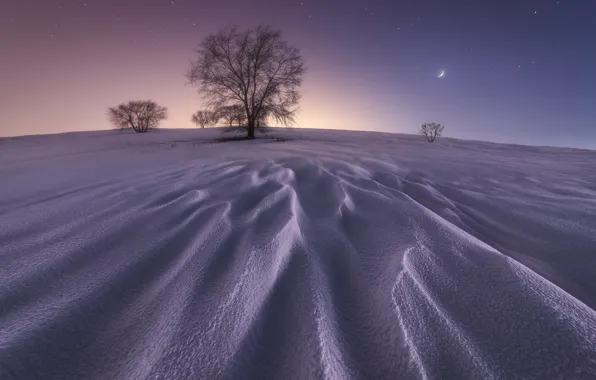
[191, 110, 215, 128]
[420, 122, 444, 142]
[188, 25, 305, 139]
[108, 100, 167, 133]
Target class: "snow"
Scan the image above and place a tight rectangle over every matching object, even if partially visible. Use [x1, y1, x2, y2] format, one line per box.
[1, 127, 596, 379]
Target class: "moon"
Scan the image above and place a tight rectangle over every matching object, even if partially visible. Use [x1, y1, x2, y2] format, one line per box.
[437, 70, 445, 78]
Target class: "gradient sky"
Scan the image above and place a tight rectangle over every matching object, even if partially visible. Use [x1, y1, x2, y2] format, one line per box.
[2, 0, 596, 148]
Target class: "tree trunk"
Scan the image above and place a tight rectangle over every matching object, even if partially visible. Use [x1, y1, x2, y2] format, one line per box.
[247, 121, 255, 139]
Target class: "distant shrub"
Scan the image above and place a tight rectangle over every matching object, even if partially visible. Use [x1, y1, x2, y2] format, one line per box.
[420, 122, 444, 142]
[108, 100, 167, 133]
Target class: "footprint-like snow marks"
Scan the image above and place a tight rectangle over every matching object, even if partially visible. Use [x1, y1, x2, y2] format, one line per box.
[2, 129, 596, 380]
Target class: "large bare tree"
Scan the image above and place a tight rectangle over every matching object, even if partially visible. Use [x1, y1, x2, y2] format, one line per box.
[108, 100, 167, 133]
[420, 122, 445, 142]
[188, 25, 305, 138]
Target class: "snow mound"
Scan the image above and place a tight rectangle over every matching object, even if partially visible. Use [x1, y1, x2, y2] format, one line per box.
[1, 128, 596, 379]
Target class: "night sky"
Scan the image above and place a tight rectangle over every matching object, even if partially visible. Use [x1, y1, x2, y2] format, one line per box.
[2, 0, 595, 148]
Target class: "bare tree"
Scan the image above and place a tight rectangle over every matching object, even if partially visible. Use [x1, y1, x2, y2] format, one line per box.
[188, 25, 306, 139]
[216, 105, 245, 127]
[218, 106, 235, 127]
[232, 105, 247, 126]
[420, 122, 445, 142]
[108, 100, 167, 133]
[191, 110, 215, 128]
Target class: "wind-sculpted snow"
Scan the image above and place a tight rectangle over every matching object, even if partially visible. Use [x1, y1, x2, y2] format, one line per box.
[1, 128, 596, 379]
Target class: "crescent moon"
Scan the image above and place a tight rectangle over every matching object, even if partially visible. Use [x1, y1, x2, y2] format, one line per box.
[438, 70, 445, 78]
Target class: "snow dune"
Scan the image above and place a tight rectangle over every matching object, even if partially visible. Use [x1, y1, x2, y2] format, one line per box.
[1, 128, 596, 379]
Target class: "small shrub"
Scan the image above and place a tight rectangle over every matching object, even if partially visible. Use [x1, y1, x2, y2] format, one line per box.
[420, 122, 444, 142]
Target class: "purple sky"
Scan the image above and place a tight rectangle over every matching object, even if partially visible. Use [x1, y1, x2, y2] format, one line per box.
[2, 0, 595, 148]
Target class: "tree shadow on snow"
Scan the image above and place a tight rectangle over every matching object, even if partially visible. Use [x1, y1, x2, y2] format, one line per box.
[212, 135, 293, 143]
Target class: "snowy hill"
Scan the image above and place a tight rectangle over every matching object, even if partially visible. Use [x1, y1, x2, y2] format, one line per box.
[1, 128, 596, 379]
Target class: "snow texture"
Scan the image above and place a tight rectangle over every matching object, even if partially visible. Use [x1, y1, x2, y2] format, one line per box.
[1, 128, 596, 379]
